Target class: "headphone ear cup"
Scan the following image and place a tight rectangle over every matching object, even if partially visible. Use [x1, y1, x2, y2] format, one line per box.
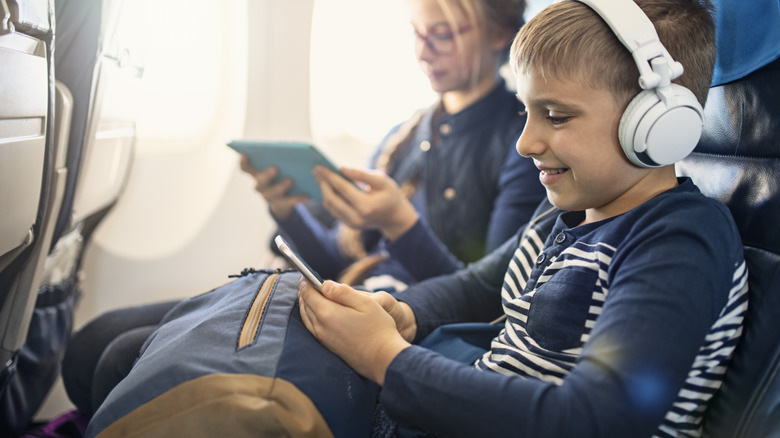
[618, 84, 704, 168]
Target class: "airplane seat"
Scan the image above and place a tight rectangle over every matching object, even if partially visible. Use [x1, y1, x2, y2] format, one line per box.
[0, 0, 50, 276]
[0, 0, 61, 434]
[52, 0, 143, 258]
[1, 0, 142, 433]
[676, 56, 780, 438]
[55, 0, 143, 283]
[675, 2, 780, 436]
[45, 0, 142, 422]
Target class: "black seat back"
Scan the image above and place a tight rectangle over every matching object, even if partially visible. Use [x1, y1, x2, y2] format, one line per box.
[677, 57, 780, 438]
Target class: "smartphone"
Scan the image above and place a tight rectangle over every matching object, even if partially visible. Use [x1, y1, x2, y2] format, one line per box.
[274, 235, 324, 291]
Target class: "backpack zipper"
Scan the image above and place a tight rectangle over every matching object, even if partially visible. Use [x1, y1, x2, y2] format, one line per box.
[238, 273, 279, 349]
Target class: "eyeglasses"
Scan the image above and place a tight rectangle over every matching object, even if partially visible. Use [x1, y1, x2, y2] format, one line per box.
[413, 25, 473, 55]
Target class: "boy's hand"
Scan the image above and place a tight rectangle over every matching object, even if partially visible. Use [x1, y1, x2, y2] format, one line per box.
[313, 166, 419, 241]
[298, 279, 412, 385]
[239, 154, 309, 219]
[371, 291, 418, 343]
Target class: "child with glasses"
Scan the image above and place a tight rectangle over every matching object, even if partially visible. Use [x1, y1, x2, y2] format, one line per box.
[242, 0, 544, 290]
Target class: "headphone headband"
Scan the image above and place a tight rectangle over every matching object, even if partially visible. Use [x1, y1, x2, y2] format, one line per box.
[574, 0, 683, 90]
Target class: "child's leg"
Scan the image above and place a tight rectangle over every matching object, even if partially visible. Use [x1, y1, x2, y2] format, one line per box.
[61, 300, 179, 414]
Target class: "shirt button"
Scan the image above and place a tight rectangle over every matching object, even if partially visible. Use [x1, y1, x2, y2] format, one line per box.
[555, 233, 566, 244]
[443, 188, 456, 200]
[536, 253, 546, 264]
[439, 123, 451, 135]
[419, 140, 431, 152]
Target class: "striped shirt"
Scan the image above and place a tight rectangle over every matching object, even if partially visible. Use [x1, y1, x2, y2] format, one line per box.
[475, 200, 749, 437]
[383, 178, 749, 437]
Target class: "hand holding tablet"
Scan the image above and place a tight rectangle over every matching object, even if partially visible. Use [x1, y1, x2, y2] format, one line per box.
[228, 140, 350, 201]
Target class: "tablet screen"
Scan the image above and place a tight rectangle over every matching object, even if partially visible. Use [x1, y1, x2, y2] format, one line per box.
[228, 140, 344, 201]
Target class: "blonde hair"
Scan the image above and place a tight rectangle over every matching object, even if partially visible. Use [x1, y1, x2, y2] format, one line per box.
[336, 0, 527, 284]
[511, 0, 715, 109]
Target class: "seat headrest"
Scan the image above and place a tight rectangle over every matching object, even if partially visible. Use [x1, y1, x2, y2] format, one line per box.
[678, 57, 780, 253]
[710, 0, 780, 86]
[676, 57, 780, 438]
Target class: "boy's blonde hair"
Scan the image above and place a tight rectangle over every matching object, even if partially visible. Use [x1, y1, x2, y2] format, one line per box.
[511, 0, 715, 110]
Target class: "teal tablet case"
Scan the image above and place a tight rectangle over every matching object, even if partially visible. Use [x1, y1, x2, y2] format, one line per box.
[228, 141, 343, 201]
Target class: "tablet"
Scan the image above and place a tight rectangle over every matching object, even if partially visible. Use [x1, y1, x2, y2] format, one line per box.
[228, 140, 345, 201]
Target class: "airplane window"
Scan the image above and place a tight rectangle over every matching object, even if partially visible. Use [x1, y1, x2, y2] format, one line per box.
[309, 0, 437, 153]
[130, 0, 248, 146]
[309, 0, 551, 159]
[126, 0, 549, 155]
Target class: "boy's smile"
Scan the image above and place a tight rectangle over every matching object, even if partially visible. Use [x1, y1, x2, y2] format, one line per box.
[514, 70, 679, 224]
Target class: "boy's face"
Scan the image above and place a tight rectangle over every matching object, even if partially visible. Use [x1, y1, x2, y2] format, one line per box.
[515, 70, 666, 223]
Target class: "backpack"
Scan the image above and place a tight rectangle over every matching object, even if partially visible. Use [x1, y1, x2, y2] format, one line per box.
[86, 269, 379, 437]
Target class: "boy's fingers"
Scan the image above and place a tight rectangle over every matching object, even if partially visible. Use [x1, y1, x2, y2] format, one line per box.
[372, 291, 398, 313]
[299, 276, 322, 297]
[298, 278, 328, 326]
[320, 281, 366, 310]
[372, 292, 409, 327]
[298, 296, 313, 328]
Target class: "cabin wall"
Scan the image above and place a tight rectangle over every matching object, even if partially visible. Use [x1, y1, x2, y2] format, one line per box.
[77, 0, 316, 324]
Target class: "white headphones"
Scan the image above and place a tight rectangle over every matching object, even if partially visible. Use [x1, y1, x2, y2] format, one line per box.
[574, 0, 703, 167]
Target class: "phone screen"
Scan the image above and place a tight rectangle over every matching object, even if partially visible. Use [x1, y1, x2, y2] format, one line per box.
[274, 235, 323, 291]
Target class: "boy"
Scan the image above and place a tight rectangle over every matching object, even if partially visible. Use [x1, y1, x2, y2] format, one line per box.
[298, 0, 749, 436]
